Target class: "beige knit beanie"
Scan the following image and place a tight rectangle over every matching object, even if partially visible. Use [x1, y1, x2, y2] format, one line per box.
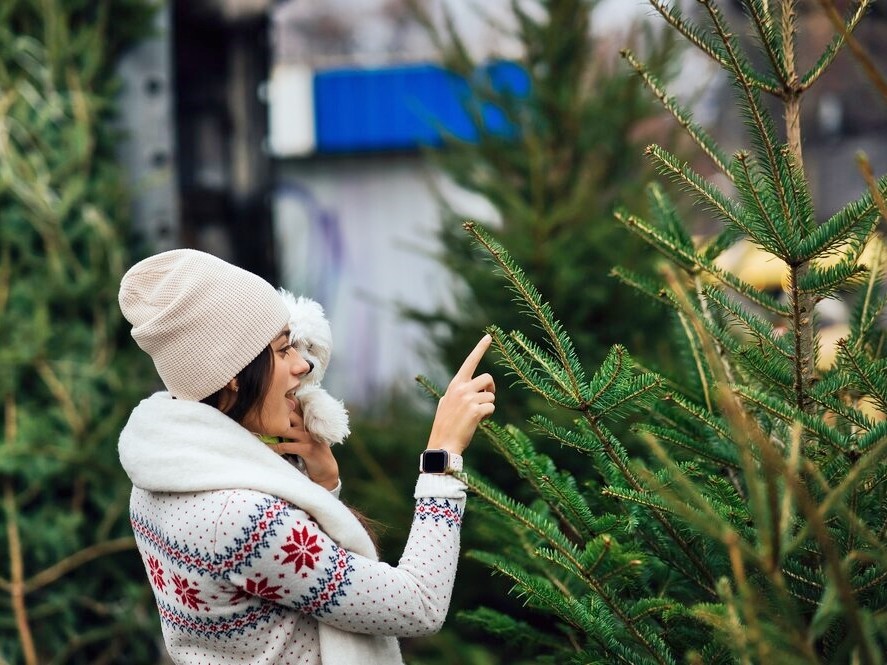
[118, 249, 291, 401]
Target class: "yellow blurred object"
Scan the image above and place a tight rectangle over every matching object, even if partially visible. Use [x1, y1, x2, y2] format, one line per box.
[710, 234, 887, 292]
[857, 395, 886, 422]
[712, 240, 786, 291]
[817, 323, 850, 370]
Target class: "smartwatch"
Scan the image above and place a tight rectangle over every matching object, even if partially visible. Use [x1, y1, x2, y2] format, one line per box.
[419, 449, 463, 474]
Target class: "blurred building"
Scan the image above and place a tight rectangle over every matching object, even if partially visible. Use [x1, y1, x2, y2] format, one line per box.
[115, 0, 887, 406]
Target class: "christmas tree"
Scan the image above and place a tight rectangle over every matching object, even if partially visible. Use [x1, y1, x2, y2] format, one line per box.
[448, 1, 887, 662]
[0, 1, 160, 662]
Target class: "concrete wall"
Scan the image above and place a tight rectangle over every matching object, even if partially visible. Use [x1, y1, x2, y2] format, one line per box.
[273, 154, 495, 407]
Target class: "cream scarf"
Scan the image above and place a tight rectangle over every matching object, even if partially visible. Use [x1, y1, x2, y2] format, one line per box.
[118, 391, 403, 665]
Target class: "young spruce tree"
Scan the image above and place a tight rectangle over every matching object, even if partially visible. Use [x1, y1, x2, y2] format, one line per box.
[446, 2, 887, 663]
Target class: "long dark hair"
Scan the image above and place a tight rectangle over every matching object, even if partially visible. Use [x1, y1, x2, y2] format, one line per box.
[203, 344, 383, 552]
[202, 346, 273, 424]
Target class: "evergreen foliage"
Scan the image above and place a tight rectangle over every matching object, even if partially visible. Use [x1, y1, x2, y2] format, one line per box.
[407, 0, 679, 425]
[449, 2, 887, 663]
[0, 1, 160, 662]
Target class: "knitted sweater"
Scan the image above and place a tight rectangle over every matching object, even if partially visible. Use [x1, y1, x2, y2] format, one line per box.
[118, 392, 467, 665]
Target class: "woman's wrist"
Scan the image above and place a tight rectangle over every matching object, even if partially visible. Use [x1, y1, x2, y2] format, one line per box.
[301, 452, 339, 490]
[312, 473, 341, 491]
[425, 441, 465, 456]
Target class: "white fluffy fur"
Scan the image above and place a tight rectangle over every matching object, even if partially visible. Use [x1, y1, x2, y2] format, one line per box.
[278, 289, 351, 446]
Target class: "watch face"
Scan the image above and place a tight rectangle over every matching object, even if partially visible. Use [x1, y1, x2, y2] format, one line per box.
[422, 450, 448, 473]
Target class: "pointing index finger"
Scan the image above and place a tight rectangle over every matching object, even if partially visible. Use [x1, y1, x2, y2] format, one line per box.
[455, 334, 492, 382]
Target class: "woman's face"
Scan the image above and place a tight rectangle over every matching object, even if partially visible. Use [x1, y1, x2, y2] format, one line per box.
[240, 330, 311, 438]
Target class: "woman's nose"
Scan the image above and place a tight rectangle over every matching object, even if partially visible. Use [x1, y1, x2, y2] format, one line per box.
[291, 352, 312, 376]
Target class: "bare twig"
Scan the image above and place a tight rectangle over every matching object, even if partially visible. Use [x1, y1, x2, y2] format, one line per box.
[4, 393, 38, 665]
[817, 0, 887, 103]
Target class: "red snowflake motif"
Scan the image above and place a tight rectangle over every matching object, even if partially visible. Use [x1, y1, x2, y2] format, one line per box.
[172, 574, 207, 611]
[281, 526, 322, 572]
[247, 576, 283, 600]
[229, 587, 250, 604]
[147, 555, 166, 592]
[229, 576, 283, 604]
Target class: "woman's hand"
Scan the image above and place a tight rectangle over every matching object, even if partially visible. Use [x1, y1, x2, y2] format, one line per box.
[427, 334, 496, 456]
[274, 402, 340, 491]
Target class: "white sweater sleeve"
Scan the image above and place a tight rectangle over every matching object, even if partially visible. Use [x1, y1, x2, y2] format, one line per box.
[212, 475, 466, 638]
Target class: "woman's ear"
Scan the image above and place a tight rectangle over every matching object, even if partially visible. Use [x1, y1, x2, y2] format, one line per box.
[217, 379, 239, 413]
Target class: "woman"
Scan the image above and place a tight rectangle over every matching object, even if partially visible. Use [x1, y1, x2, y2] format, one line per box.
[117, 248, 495, 664]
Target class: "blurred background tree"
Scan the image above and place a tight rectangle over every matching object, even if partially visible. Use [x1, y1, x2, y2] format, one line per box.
[0, 1, 162, 662]
[405, 0, 680, 426]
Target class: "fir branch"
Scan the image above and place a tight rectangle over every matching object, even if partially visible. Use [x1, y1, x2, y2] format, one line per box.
[732, 385, 848, 451]
[621, 49, 733, 178]
[616, 209, 790, 316]
[491, 421, 598, 543]
[663, 392, 732, 441]
[465, 472, 676, 665]
[530, 414, 603, 457]
[635, 423, 740, 469]
[798, 257, 866, 296]
[780, 563, 825, 606]
[646, 0, 780, 93]
[496, 328, 582, 407]
[457, 607, 564, 652]
[792, 462, 887, 567]
[461, 470, 582, 558]
[610, 266, 671, 306]
[600, 486, 674, 514]
[464, 221, 585, 395]
[836, 340, 887, 416]
[645, 145, 744, 235]
[733, 151, 795, 260]
[583, 345, 663, 420]
[733, 345, 796, 396]
[855, 419, 887, 452]
[595, 374, 664, 421]
[676, 309, 716, 414]
[795, 173, 887, 262]
[490, 329, 581, 409]
[585, 419, 719, 594]
[702, 284, 793, 361]
[715, 387, 786, 579]
[781, 144, 818, 238]
[801, 0, 872, 90]
[633, 434, 757, 559]
[700, 0, 793, 231]
[810, 372, 875, 431]
[647, 182, 696, 256]
[478, 556, 596, 634]
[781, 463, 879, 663]
[745, 0, 789, 86]
[701, 226, 745, 263]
